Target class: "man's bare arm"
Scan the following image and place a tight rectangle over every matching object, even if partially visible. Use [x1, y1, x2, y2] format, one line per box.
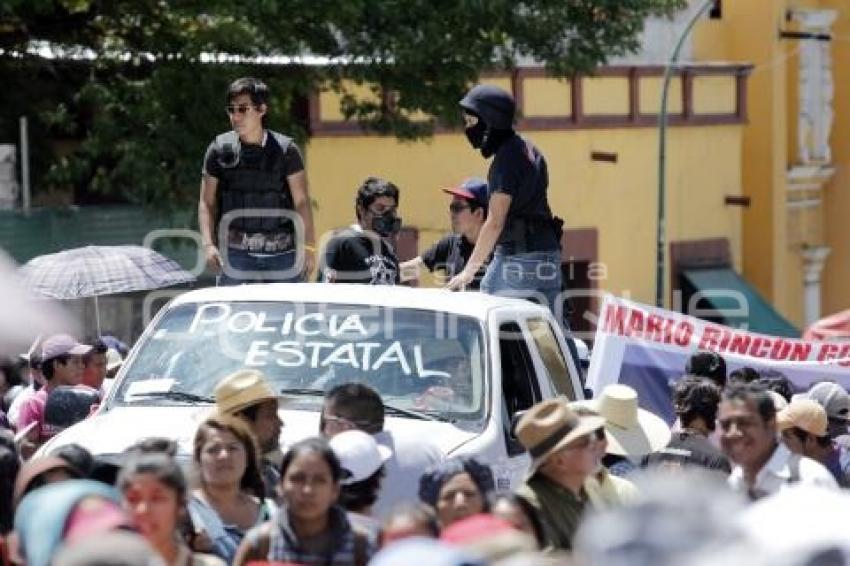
[198, 175, 222, 272]
[289, 170, 316, 275]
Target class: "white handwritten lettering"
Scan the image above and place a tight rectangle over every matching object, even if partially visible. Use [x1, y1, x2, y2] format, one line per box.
[189, 303, 231, 333]
[372, 341, 411, 375]
[245, 340, 270, 366]
[321, 343, 360, 369]
[271, 341, 306, 367]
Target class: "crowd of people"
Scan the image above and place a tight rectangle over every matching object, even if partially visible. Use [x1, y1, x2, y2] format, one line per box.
[4, 76, 850, 564]
[4, 336, 850, 565]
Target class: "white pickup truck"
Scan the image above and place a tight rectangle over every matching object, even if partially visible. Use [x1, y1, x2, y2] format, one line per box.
[41, 283, 585, 488]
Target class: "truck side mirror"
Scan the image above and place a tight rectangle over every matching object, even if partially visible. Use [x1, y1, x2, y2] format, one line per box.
[583, 387, 593, 400]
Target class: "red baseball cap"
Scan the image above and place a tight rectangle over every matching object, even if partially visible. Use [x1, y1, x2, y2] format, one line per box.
[442, 178, 489, 211]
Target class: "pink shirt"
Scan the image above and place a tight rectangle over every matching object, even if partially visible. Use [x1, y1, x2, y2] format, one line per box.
[16, 389, 58, 444]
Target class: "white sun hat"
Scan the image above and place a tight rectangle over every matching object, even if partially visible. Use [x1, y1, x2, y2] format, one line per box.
[573, 383, 671, 458]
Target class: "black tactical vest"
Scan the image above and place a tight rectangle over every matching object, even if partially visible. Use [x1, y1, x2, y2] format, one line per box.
[215, 130, 295, 234]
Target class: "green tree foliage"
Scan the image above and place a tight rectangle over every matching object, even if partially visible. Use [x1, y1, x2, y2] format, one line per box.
[0, 0, 682, 211]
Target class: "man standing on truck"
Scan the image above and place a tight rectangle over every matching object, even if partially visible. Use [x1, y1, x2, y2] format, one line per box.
[400, 178, 490, 289]
[319, 177, 402, 285]
[199, 77, 316, 284]
[446, 85, 563, 318]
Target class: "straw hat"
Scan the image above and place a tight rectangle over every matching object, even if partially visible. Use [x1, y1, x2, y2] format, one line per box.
[214, 369, 277, 415]
[777, 399, 828, 438]
[574, 384, 671, 458]
[516, 398, 605, 473]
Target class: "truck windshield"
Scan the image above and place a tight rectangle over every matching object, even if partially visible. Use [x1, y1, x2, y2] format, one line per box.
[113, 301, 487, 425]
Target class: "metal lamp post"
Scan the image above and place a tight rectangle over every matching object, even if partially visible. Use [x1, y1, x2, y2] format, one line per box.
[655, 0, 715, 307]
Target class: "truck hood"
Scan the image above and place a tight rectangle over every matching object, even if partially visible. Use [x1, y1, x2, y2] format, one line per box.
[39, 405, 477, 459]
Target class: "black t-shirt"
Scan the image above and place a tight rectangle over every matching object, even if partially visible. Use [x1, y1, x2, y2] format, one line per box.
[202, 131, 304, 180]
[420, 234, 488, 290]
[488, 133, 560, 253]
[319, 227, 400, 285]
[642, 431, 731, 474]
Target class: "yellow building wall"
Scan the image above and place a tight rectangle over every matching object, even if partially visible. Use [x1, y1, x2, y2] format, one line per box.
[692, 76, 737, 114]
[639, 77, 682, 115]
[305, 124, 743, 306]
[693, 0, 797, 324]
[523, 78, 572, 117]
[583, 78, 630, 115]
[822, 0, 850, 316]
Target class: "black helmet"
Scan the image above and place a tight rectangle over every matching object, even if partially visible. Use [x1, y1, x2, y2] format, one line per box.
[459, 85, 515, 130]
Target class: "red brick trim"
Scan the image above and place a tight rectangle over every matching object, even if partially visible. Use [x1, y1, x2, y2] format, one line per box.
[310, 64, 754, 136]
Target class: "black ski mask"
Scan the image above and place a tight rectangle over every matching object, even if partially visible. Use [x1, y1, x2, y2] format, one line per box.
[465, 121, 487, 150]
[465, 120, 514, 158]
[371, 211, 402, 237]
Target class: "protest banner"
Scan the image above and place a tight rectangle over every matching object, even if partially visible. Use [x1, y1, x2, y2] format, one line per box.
[586, 295, 850, 422]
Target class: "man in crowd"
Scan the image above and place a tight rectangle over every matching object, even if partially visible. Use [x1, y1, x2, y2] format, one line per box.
[719, 383, 837, 499]
[800, 381, 850, 484]
[644, 375, 730, 473]
[515, 398, 605, 551]
[400, 178, 489, 289]
[803, 381, 850, 438]
[685, 350, 727, 390]
[81, 339, 109, 395]
[320, 177, 402, 285]
[199, 77, 316, 284]
[214, 369, 284, 497]
[17, 335, 91, 458]
[776, 398, 847, 486]
[571, 405, 640, 509]
[319, 383, 442, 517]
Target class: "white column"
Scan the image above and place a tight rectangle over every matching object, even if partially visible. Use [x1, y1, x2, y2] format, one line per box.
[802, 246, 831, 327]
[792, 9, 837, 165]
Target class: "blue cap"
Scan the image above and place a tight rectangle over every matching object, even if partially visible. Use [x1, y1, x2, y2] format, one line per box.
[442, 178, 489, 211]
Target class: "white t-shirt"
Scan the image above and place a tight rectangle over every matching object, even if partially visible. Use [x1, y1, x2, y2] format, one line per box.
[372, 429, 443, 519]
[728, 442, 838, 498]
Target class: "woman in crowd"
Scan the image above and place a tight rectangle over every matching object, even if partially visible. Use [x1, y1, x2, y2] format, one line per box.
[489, 491, 546, 549]
[188, 414, 271, 564]
[418, 457, 494, 529]
[119, 450, 224, 566]
[233, 437, 372, 566]
[13, 479, 129, 566]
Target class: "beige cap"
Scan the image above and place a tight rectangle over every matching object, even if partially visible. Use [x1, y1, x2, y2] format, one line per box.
[777, 399, 828, 438]
[214, 369, 277, 415]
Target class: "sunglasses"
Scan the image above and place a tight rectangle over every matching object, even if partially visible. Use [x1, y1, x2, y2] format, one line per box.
[449, 202, 471, 214]
[225, 104, 256, 115]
